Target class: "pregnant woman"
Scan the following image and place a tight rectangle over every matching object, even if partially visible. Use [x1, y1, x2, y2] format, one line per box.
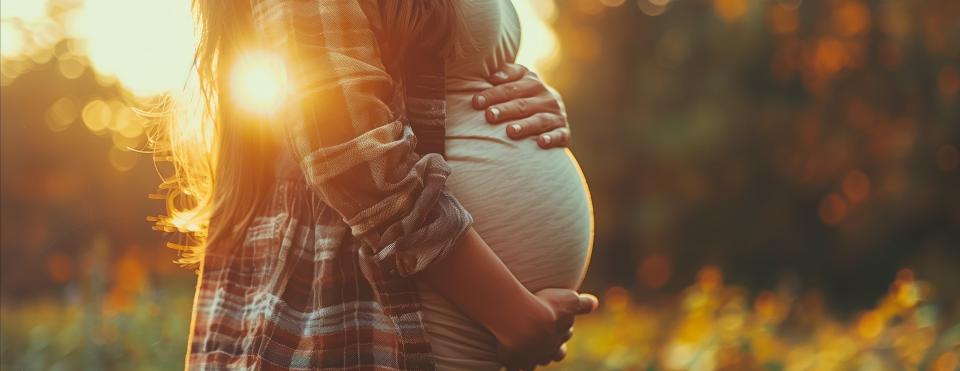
[159, 1, 595, 370]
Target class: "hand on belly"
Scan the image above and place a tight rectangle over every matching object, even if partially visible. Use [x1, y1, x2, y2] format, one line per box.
[469, 63, 572, 150]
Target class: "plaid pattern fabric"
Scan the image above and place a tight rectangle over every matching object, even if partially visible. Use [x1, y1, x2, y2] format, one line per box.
[185, 1, 474, 369]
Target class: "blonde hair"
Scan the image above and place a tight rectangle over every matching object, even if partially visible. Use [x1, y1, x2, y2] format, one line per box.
[150, 0, 463, 268]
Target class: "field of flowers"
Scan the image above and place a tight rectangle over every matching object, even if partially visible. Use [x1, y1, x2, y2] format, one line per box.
[2, 266, 956, 371]
[2, 0, 958, 370]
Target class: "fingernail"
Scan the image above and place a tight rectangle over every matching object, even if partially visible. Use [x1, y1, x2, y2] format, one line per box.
[541, 134, 552, 145]
[511, 124, 522, 134]
[495, 71, 508, 80]
[475, 95, 486, 107]
[489, 107, 500, 120]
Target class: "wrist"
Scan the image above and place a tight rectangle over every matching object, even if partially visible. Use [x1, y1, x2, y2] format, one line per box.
[489, 290, 553, 346]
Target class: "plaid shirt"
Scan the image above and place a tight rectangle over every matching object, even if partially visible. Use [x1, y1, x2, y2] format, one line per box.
[185, 0, 474, 369]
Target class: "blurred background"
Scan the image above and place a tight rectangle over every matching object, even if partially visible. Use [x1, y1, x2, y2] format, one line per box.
[1, 0, 958, 369]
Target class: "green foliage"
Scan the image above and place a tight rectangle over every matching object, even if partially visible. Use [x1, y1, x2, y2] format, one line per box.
[1, 282, 194, 371]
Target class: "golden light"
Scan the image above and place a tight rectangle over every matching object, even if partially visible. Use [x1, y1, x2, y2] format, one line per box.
[856, 311, 885, 339]
[5, 1, 561, 95]
[229, 51, 289, 116]
[0, 22, 25, 58]
[45, 96, 79, 132]
[71, 0, 196, 97]
[512, 0, 561, 75]
[0, 0, 47, 22]
[638, 253, 671, 289]
[712, 0, 749, 22]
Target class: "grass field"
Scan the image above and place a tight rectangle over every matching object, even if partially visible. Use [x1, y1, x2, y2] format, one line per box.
[2, 268, 957, 371]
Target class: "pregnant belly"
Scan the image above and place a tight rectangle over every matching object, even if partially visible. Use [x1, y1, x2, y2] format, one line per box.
[415, 99, 594, 370]
[444, 139, 594, 291]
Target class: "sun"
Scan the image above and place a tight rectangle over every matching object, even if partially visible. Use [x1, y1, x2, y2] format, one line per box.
[229, 51, 289, 116]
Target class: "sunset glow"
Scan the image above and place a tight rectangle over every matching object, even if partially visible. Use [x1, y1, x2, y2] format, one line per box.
[512, 0, 561, 73]
[3, 0, 959, 370]
[1, 0, 561, 98]
[71, 0, 196, 97]
[229, 52, 289, 116]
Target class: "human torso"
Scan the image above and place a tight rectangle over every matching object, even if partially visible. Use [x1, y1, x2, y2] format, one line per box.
[416, 1, 595, 369]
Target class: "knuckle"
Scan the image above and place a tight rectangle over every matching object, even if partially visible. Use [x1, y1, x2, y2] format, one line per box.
[532, 95, 556, 109]
[522, 80, 543, 95]
[529, 113, 546, 129]
[541, 114, 558, 131]
[540, 113, 561, 128]
[552, 117, 568, 131]
[546, 98, 561, 110]
[515, 99, 529, 114]
[524, 76, 547, 91]
[491, 86, 509, 101]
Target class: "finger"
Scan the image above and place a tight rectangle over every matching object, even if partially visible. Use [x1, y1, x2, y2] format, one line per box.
[504, 113, 566, 140]
[487, 96, 559, 124]
[562, 326, 575, 343]
[474, 77, 542, 109]
[487, 63, 528, 84]
[556, 313, 575, 332]
[574, 293, 600, 315]
[537, 127, 570, 149]
[554, 343, 568, 362]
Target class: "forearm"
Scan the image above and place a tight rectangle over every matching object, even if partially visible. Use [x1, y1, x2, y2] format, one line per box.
[416, 227, 547, 341]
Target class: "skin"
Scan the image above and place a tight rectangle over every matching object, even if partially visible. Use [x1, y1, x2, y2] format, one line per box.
[417, 228, 598, 371]
[474, 63, 572, 149]
[417, 64, 593, 370]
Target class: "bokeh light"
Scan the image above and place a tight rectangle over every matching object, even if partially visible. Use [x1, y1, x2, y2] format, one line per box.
[1, 0, 958, 370]
[45, 96, 79, 132]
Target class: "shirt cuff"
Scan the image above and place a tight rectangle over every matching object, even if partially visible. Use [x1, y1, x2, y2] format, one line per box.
[366, 186, 474, 277]
[361, 154, 473, 277]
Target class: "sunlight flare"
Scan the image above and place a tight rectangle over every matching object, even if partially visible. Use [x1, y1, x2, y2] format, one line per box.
[229, 51, 289, 116]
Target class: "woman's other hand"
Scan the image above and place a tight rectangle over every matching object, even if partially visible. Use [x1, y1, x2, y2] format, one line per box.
[473, 63, 570, 149]
[496, 288, 599, 370]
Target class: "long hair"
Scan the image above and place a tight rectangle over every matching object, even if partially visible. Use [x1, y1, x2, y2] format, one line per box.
[150, 0, 463, 268]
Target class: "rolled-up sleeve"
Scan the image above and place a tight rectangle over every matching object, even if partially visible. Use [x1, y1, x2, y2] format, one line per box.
[253, 0, 473, 277]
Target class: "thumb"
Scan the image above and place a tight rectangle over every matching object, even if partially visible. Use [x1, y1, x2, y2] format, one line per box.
[574, 293, 599, 315]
